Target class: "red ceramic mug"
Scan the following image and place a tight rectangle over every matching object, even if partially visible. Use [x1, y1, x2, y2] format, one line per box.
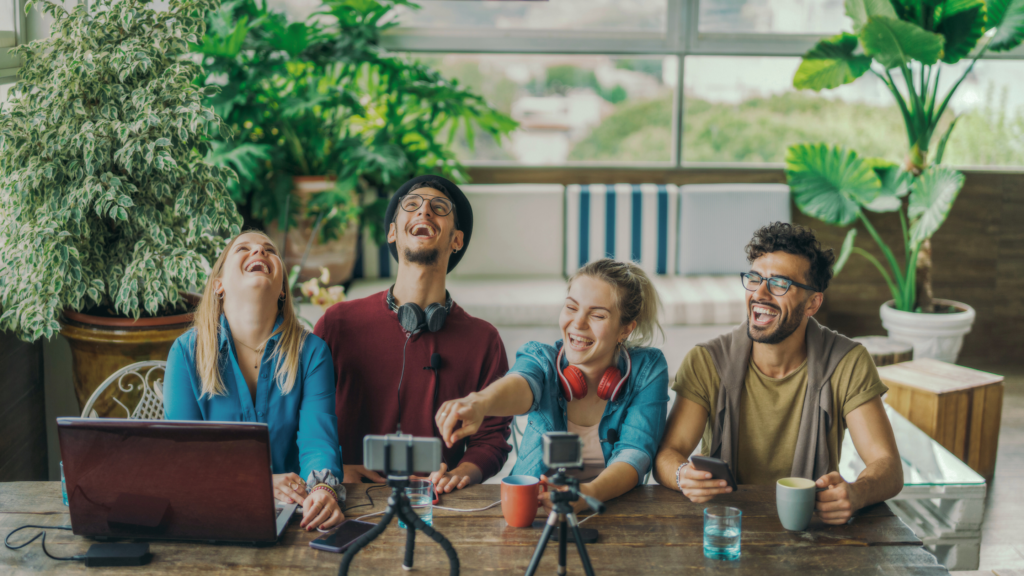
[501, 475, 545, 528]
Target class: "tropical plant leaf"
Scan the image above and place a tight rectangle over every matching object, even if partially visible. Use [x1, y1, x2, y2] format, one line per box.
[794, 33, 874, 90]
[986, 0, 1024, 51]
[937, 2, 987, 63]
[860, 16, 945, 67]
[785, 143, 883, 227]
[834, 228, 858, 276]
[908, 165, 965, 244]
[933, 115, 961, 165]
[846, 0, 898, 31]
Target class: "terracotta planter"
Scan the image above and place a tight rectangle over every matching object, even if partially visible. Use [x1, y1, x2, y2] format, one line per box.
[268, 176, 360, 285]
[59, 294, 198, 417]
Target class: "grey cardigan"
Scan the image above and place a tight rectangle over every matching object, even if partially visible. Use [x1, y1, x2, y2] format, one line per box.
[699, 317, 858, 481]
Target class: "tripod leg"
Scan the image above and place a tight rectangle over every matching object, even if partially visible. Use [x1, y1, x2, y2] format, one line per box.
[558, 516, 568, 576]
[525, 511, 558, 576]
[398, 496, 461, 576]
[403, 522, 416, 571]
[566, 513, 596, 576]
[339, 504, 397, 576]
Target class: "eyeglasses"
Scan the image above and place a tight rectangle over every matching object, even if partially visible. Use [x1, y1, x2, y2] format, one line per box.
[740, 272, 818, 296]
[399, 194, 454, 217]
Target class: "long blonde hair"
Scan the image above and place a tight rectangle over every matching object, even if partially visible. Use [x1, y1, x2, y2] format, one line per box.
[193, 231, 307, 398]
[569, 259, 664, 348]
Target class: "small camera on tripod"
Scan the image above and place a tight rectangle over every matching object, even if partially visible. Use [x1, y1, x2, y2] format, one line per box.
[541, 432, 584, 470]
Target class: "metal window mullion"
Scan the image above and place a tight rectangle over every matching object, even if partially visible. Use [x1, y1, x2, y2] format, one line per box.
[381, 28, 673, 55]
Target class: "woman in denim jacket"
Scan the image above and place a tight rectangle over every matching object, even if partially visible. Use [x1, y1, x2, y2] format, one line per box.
[435, 259, 669, 514]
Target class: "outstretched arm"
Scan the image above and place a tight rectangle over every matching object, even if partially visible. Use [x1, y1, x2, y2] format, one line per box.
[435, 373, 533, 447]
[815, 396, 903, 524]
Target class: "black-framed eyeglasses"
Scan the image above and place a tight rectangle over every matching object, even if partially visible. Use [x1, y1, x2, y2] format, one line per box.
[399, 194, 454, 217]
[740, 272, 818, 296]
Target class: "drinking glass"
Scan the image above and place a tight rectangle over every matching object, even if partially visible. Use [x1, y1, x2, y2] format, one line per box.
[703, 506, 742, 560]
[60, 461, 68, 506]
[398, 480, 433, 529]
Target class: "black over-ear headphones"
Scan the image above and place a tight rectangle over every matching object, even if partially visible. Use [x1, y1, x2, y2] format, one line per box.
[387, 286, 453, 334]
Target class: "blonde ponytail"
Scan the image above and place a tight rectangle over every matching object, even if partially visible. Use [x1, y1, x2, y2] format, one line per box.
[192, 231, 307, 398]
[569, 259, 663, 348]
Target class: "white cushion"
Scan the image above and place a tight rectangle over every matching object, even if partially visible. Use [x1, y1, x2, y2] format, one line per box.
[677, 184, 791, 275]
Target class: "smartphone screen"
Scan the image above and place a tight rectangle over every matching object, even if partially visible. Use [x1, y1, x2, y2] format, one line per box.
[309, 520, 376, 553]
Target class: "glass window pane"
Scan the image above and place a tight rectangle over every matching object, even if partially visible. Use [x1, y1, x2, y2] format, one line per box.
[935, 60, 1024, 168]
[682, 56, 1024, 168]
[265, 0, 321, 22]
[417, 54, 676, 165]
[699, 0, 850, 34]
[397, 0, 668, 32]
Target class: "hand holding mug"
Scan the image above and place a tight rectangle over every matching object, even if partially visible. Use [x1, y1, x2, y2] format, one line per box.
[677, 460, 733, 503]
[435, 393, 488, 448]
[815, 472, 860, 525]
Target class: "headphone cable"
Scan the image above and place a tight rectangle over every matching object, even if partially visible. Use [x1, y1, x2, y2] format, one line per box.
[395, 332, 412, 434]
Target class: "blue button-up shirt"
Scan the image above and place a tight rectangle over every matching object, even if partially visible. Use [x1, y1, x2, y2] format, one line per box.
[164, 315, 342, 480]
[507, 340, 669, 484]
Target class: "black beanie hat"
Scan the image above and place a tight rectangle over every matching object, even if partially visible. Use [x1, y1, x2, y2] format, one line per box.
[385, 175, 473, 274]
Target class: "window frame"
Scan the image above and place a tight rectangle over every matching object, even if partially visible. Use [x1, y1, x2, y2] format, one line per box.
[382, 0, 1024, 168]
[0, 0, 27, 82]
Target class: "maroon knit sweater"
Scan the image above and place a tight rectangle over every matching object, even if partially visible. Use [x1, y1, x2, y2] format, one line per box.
[314, 290, 512, 480]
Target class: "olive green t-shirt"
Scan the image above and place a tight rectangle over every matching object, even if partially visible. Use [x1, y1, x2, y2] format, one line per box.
[672, 345, 887, 486]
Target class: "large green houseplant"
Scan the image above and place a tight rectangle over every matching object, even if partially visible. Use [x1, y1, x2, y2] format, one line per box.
[785, 0, 1024, 360]
[195, 0, 516, 282]
[0, 0, 241, 410]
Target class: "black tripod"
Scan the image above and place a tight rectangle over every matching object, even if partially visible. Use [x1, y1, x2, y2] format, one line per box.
[338, 442, 459, 576]
[524, 469, 606, 576]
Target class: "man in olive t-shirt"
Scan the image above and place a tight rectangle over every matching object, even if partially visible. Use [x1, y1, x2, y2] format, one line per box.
[654, 223, 903, 525]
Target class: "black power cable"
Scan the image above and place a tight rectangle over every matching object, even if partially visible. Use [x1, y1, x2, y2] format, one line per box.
[4, 525, 83, 562]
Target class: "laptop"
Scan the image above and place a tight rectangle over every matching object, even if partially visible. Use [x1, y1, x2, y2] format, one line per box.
[57, 418, 298, 544]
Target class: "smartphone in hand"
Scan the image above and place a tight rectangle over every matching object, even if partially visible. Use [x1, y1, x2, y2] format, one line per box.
[689, 455, 739, 491]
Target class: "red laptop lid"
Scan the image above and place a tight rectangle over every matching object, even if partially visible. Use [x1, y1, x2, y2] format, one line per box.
[57, 418, 279, 543]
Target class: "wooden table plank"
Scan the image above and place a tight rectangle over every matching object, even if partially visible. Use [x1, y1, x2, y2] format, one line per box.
[1, 482, 942, 576]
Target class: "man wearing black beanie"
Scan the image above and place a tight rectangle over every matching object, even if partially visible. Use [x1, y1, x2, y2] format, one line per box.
[315, 175, 512, 493]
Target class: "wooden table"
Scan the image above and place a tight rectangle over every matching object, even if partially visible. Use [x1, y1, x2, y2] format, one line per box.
[1, 482, 948, 575]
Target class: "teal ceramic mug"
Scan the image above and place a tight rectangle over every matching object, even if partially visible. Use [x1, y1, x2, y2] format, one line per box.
[776, 477, 817, 531]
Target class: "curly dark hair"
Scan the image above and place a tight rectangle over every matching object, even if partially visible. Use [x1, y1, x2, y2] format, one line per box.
[745, 222, 835, 292]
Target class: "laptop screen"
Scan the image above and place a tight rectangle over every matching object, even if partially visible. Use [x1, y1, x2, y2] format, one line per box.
[57, 419, 280, 543]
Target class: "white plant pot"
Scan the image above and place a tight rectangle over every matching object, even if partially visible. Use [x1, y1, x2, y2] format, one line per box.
[879, 299, 976, 363]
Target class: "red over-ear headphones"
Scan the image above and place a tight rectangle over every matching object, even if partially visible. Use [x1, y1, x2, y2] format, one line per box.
[555, 345, 632, 402]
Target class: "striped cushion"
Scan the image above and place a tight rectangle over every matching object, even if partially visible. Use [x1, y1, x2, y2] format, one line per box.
[565, 184, 678, 277]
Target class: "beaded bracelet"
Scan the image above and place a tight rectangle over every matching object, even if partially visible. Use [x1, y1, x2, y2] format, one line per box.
[675, 462, 689, 493]
[312, 483, 338, 502]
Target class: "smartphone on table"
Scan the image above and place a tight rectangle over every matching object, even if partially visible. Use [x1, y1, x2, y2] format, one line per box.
[689, 455, 739, 491]
[309, 520, 376, 553]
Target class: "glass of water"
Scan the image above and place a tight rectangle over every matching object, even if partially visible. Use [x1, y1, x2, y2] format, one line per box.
[60, 461, 68, 506]
[398, 480, 433, 529]
[704, 506, 742, 560]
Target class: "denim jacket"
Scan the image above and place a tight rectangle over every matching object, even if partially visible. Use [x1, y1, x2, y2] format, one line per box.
[165, 314, 342, 481]
[508, 340, 669, 485]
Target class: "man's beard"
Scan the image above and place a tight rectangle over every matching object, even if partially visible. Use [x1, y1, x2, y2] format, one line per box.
[747, 300, 806, 345]
[403, 247, 439, 266]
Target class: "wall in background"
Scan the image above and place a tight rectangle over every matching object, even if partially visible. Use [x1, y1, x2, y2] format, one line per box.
[0, 331, 46, 481]
[468, 166, 1024, 366]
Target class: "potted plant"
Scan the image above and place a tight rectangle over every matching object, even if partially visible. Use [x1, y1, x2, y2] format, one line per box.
[784, 0, 1024, 362]
[0, 0, 241, 415]
[195, 0, 517, 285]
